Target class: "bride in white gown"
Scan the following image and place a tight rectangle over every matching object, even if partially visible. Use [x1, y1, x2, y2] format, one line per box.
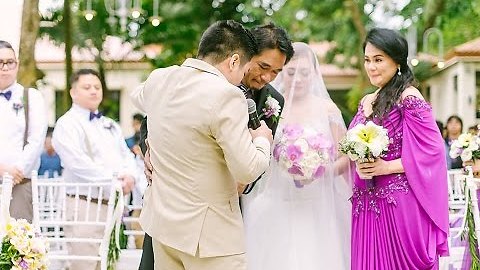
[242, 42, 352, 270]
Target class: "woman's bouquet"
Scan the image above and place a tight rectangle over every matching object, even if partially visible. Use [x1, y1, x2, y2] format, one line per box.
[273, 124, 332, 188]
[339, 121, 390, 187]
[449, 133, 480, 162]
[0, 218, 48, 270]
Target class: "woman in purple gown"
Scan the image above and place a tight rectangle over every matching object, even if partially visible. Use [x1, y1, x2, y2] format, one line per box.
[349, 28, 449, 269]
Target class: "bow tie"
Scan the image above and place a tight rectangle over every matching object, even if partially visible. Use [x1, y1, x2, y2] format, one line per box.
[89, 111, 103, 121]
[0, 91, 12, 101]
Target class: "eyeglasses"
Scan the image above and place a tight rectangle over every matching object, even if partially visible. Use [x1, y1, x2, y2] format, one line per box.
[0, 59, 17, 70]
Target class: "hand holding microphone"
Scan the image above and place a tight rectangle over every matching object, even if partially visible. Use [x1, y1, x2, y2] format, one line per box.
[247, 99, 273, 144]
[247, 99, 261, 129]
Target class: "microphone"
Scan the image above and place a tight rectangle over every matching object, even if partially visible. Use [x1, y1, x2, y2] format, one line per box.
[247, 99, 261, 130]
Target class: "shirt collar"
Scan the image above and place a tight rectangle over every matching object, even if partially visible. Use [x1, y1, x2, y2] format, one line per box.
[0, 82, 21, 94]
[71, 103, 101, 121]
[181, 58, 227, 80]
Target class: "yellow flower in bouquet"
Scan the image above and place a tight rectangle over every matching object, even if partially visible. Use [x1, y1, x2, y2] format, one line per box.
[339, 121, 390, 161]
[0, 218, 48, 270]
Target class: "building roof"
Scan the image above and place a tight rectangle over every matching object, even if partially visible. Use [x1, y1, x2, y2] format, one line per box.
[35, 36, 147, 63]
[446, 37, 480, 60]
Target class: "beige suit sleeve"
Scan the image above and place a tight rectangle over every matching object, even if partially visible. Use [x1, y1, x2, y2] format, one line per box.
[211, 88, 271, 185]
[129, 82, 146, 113]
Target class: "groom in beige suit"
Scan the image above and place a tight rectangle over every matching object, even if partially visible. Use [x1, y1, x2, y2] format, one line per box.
[130, 20, 273, 270]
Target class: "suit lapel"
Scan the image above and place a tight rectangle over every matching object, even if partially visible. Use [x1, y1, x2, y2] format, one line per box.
[255, 86, 274, 128]
[254, 87, 269, 121]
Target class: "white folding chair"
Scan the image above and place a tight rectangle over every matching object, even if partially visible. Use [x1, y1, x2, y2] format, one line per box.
[32, 173, 124, 270]
[116, 194, 144, 268]
[442, 167, 480, 269]
[0, 173, 14, 232]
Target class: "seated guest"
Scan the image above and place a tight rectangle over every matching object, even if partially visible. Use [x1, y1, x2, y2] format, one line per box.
[38, 127, 62, 177]
[125, 113, 144, 150]
[444, 115, 463, 169]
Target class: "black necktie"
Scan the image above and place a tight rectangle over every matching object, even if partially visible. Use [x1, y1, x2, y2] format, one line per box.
[0, 91, 12, 101]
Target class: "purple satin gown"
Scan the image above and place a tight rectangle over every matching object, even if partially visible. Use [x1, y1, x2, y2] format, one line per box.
[349, 96, 449, 270]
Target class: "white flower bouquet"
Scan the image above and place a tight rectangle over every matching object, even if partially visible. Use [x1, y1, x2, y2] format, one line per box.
[273, 124, 332, 188]
[339, 121, 390, 187]
[449, 133, 480, 162]
[0, 218, 48, 270]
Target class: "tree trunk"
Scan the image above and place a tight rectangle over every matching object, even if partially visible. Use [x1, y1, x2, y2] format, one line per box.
[422, 0, 446, 32]
[17, 0, 40, 87]
[62, 0, 73, 113]
[344, 0, 370, 111]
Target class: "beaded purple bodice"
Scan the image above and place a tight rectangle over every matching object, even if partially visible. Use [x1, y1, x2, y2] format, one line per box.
[349, 96, 432, 216]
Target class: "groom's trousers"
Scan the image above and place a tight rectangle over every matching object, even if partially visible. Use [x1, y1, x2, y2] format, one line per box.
[152, 239, 246, 270]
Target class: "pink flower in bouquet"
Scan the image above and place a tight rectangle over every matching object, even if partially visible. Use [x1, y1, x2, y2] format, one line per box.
[275, 124, 332, 188]
[313, 165, 326, 178]
[306, 133, 331, 150]
[273, 143, 282, 161]
[286, 144, 303, 162]
[283, 124, 303, 140]
[288, 163, 304, 176]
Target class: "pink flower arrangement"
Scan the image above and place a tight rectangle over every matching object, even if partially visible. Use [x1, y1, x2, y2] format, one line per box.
[274, 124, 332, 188]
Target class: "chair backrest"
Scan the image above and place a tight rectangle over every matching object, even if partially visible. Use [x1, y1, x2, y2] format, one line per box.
[444, 167, 480, 269]
[31, 173, 124, 270]
[0, 173, 14, 231]
[122, 195, 144, 249]
[448, 169, 466, 203]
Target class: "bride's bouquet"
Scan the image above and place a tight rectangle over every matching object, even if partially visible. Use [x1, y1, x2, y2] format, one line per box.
[449, 133, 480, 162]
[0, 218, 48, 270]
[339, 121, 390, 187]
[273, 124, 332, 188]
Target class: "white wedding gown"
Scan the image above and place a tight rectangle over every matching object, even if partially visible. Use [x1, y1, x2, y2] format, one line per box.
[242, 122, 352, 270]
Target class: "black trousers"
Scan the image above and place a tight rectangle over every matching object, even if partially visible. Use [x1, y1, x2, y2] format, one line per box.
[138, 233, 154, 270]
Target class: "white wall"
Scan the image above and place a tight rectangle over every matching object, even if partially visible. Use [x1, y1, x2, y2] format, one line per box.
[428, 61, 480, 130]
[0, 0, 23, 54]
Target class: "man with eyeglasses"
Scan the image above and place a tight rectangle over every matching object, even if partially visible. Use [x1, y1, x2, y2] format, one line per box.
[0, 40, 47, 222]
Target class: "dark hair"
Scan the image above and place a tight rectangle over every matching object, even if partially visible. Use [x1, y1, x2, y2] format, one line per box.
[251, 23, 294, 64]
[197, 20, 257, 65]
[0, 40, 15, 55]
[70, 69, 101, 86]
[364, 28, 417, 120]
[46, 126, 55, 137]
[468, 125, 478, 133]
[446, 115, 463, 133]
[435, 120, 444, 133]
[133, 113, 144, 122]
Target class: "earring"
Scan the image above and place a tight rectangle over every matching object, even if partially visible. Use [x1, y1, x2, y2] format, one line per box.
[397, 67, 402, 76]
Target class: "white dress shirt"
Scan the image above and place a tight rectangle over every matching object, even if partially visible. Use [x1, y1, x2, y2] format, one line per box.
[0, 82, 47, 178]
[52, 104, 138, 195]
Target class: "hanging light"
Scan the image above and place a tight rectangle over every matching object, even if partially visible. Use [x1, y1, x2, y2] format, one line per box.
[150, 16, 162, 27]
[149, 0, 162, 27]
[84, 0, 96, 21]
[131, 0, 143, 19]
[437, 61, 445, 69]
[411, 58, 419, 66]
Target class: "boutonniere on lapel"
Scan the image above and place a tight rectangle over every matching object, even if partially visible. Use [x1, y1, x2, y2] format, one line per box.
[260, 95, 282, 123]
[12, 99, 24, 116]
[102, 118, 115, 130]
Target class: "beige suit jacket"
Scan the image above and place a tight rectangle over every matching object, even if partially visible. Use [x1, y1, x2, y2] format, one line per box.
[130, 58, 271, 258]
